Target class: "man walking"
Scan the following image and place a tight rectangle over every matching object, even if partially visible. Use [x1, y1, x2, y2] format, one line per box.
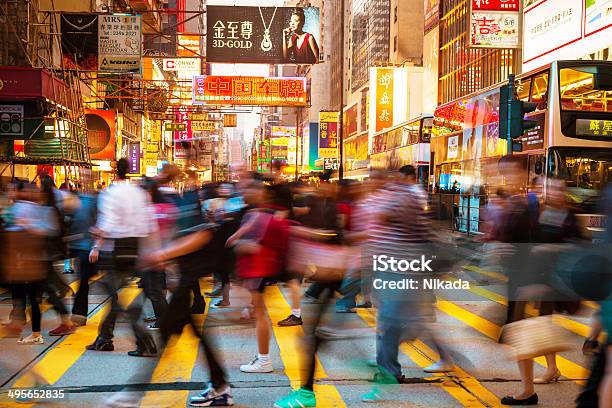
[85, 158, 158, 357]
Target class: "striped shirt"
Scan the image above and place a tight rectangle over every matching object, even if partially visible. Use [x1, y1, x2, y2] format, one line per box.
[366, 182, 431, 263]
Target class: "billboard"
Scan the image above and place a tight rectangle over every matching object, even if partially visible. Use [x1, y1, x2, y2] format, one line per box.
[318, 111, 339, 159]
[469, 0, 520, 48]
[206, 6, 320, 64]
[344, 104, 358, 138]
[61, 13, 99, 70]
[98, 14, 142, 72]
[424, 0, 440, 32]
[177, 34, 201, 57]
[162, 58, 200, 72]
[192, 76, 307, 106]
[85, 109, 116, 161]
[523, 0, 611, 70]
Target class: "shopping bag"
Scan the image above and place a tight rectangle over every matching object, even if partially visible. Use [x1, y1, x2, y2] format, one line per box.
[286, 239, 350, 282]
[500, 315, 573, 361]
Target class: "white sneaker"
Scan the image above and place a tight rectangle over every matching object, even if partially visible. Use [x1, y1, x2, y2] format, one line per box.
[240, 357, 273, 373]
[423, 360, 452, 373]
[17, 334, 44, 345]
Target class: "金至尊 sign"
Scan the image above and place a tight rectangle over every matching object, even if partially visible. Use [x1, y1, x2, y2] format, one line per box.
[192, 76, 307, 107]
[206, 6, 320, 65]
[98, 14, 141, 72]
[318, 111, 339, 159]
[469, 0, 520, 48]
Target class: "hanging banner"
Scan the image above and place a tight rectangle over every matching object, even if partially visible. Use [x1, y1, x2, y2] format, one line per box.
[344, 104, 358, 138]
[375, 68, 394, 133]
[128, 142, 141, 174]
[98, 14, 142, 72]
[206, 6, 320, 64]
[61, 13, 99, 70]
[192, 75, 307, 106]
[318, 111, 339, 159]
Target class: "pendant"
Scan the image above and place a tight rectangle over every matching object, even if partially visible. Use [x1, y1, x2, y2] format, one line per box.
[261, 29, 272, 52]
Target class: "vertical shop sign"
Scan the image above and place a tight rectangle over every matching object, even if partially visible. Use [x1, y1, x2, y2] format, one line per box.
[375, 68, 394, 132]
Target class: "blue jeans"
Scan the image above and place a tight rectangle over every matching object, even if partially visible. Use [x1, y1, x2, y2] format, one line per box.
[376, 301, 426, 380]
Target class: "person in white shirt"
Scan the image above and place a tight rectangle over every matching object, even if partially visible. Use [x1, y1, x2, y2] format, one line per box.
[86, 158, 158, 357]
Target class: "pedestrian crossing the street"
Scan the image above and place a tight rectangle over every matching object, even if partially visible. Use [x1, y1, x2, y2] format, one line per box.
[0, 271, 597, 407]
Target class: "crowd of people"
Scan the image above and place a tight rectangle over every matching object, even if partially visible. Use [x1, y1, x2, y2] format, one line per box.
[0, 157, 611, 407]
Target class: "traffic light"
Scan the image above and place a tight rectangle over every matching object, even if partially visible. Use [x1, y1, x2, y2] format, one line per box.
[499, 83, 539, 140]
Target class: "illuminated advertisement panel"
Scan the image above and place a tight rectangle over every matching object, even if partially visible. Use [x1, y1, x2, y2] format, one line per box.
[469, 0, 520, 48]
[192, 76, 307, 106]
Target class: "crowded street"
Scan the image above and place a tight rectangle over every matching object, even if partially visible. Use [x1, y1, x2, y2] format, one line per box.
[1, 0, 612, 407]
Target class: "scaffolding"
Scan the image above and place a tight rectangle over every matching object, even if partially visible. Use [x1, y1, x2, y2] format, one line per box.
[0, 0, 92, 188]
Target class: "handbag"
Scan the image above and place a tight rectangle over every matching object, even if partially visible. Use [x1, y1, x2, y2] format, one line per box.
[286, 239, 350, 282]
[0, 230, 46, 283]
[500, 315, 573, 360]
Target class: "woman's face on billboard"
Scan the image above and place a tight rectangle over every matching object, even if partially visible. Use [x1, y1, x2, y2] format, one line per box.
[289, 14, 303, 32]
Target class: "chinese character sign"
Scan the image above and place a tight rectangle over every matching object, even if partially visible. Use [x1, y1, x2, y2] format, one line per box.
[98, 14, 142, 72]
[128, 142, 140, 174]
[319, 111, 339, 159]
[375, 68, 394, 133]
[206, 6, 320, 64]
[193, 76, 307, 107]
[470, 0, 519, 48]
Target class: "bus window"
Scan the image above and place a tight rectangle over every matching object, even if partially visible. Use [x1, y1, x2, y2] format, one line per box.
[516, 77, 531, 101]
[531, 72, 549, 109]
[560, 67, 612, 112]
[549, 147, 612, 212]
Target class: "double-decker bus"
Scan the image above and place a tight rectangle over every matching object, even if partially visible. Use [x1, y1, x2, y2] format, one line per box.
[370, 115, 433, 184]
[430, 60, 612, 236]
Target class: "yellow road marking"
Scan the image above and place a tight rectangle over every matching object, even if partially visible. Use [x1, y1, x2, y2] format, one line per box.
[12, 285, 142, 389]
[462, 265, 598, 312]
[140, 279, 211, 408]
[445, 275, 591, 338]
[356, 307, 501, 407]
[265, 285, 346, 407]
[436, 298, 589, 384]
[0, 273, 105, 339]
[462, 266, 508, 283]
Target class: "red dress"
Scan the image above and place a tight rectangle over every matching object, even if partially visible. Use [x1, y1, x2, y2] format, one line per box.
[289, 32, 317, 64]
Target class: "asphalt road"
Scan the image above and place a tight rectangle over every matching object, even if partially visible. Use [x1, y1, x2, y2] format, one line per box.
[0, 261, 597, 408]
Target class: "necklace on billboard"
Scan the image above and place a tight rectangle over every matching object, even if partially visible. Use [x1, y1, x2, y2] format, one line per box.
[258, 7, 277, 52]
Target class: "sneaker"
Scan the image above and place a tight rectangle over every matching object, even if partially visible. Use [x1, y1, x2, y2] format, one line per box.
[127, 347, 157, 357]
[211, 300, 230, 309]
[86, 337, 114, 351]
[240, 357, 273, 373]
[423, 360, 452, 373]
[273, 387, 316, 408]
[49, 324, 76, 336]
[361, 387, 384, 403]
[189, 383, 234, 406]
[277, 314, 303, 327]
[105, 390, 141, 408]
[17, 334, 44, 345]
[147, 322, 160, 330]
